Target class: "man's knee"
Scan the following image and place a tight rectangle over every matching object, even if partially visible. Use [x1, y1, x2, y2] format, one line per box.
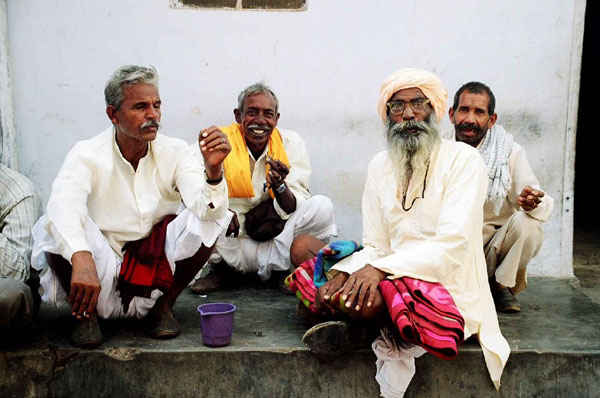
[290, 234, 326, 267]
[308, 195, 335, 220]
[198, 242, 217, 255]
[509, 212, 544, 248]
[178, 243, 215, 267]
[0, 279, 34, 327]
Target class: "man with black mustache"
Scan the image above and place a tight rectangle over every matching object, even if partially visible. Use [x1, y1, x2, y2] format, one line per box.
[190, 83, 337, 294]
[31, 65, 232, 347]
[449, 81, 553, 313]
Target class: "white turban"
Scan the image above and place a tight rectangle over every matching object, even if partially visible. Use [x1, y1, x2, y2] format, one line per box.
[377, 68, 448, 125]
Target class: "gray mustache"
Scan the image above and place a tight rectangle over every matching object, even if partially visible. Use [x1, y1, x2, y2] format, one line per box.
[248, 123, 270, 130]
[391, 120, 429, 135]
[141, 120, 160, 129]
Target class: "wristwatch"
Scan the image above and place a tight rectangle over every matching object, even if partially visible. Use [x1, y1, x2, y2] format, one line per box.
[275, 183, 287, 194]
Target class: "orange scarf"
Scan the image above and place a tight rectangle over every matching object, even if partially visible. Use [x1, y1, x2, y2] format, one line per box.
[220, 123, 289, 198]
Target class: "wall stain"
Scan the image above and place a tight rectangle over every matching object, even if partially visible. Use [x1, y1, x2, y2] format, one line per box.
[498, 110, 561, 210]
[342, 115, 375, 138]
[500, 110, 543, 142]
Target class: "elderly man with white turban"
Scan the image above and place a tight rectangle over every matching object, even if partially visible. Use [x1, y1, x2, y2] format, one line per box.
[449, 82, 553, 313]
[291, 68, 510, 396]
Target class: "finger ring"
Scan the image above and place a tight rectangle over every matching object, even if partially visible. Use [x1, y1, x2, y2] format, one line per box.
[82, 311, 87, 317]
[222, 137, 226, 144]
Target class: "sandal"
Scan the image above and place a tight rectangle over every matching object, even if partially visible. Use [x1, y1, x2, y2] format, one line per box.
[71, 314, 103, 348]
[146, 309, 180, 339]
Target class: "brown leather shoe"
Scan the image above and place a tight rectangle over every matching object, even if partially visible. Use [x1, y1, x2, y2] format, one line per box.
[493, 288, 521, 313]
[190, 273, 226, 295]
[71, 314, 103, 348]
[146, 309, 180, 339]
[190, 262, 233, 294]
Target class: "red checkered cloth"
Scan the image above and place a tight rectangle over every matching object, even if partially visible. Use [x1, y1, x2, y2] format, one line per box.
[116, 215, 176, 313]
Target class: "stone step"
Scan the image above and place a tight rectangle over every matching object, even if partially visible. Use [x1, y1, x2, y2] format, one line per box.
[2, 277, 599, 397]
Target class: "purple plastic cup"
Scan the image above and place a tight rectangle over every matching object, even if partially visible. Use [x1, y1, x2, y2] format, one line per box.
[197, 303, 236, 347]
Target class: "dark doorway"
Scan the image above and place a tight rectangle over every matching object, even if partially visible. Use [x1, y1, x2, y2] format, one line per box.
[574, 1, 600, 266]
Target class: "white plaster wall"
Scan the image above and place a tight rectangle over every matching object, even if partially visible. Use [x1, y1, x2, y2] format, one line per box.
[6, 0, 584, 277]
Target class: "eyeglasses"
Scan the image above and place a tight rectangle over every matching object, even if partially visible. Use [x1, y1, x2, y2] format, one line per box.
[387, 98, 431, 115]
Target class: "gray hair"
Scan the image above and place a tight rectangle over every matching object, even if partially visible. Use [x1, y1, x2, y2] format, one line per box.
[237, 82, 279, 113]
[104, 65, 159, 110]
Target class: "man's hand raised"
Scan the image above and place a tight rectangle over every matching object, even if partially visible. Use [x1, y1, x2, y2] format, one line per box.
[266, 157, 289, 189]
[199, 126, 231, 180]
[518, 186, 545, 211]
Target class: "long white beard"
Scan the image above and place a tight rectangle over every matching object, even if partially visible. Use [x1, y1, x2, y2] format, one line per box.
[386, 116, 440, 191]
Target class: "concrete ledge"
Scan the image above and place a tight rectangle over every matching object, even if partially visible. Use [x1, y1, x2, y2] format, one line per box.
[2, 277, 599, 397]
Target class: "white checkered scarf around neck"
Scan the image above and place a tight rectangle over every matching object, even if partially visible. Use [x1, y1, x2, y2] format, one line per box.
[478, 125, 513, 215]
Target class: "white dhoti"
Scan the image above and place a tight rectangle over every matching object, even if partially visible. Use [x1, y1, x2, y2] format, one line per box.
[372, 329, 427, 398]
[31, 209, 231, 319]
[211, 195, 337, 280]
[483, 211, 544, 294]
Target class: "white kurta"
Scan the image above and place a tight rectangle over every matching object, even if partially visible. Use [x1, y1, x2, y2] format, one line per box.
[44, 126, 228, 262]
[483, 141, 553, 230]
[226, 128, 312, 234]
[32, 126, 231, 318]
[203, 128, 336, 279]
[332, 139, 510, 388]
[481, 141, 553, 293]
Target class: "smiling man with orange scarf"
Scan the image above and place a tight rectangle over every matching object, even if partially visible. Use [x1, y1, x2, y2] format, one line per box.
[190, 83, 337, 293]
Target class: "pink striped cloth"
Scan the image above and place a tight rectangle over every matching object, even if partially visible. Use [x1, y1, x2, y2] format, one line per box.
[287, 255, 464, 360]
[379, 278, 464, 360]
[285, 256, 345, 313]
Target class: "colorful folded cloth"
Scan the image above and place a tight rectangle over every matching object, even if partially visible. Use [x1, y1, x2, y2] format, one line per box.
[286, 256, 319, 311]
[287, 241, 463, 360]
[313, 240, 362, 288]
[286, 240, 361, 313]
[117, 215, 177, 313]
[379, 277, 464, 360]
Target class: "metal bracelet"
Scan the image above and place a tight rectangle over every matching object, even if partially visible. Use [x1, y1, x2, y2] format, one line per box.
[205, 169, 224, 184]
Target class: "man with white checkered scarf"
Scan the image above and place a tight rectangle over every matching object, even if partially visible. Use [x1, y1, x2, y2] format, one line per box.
[449, 82, 553, 313]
